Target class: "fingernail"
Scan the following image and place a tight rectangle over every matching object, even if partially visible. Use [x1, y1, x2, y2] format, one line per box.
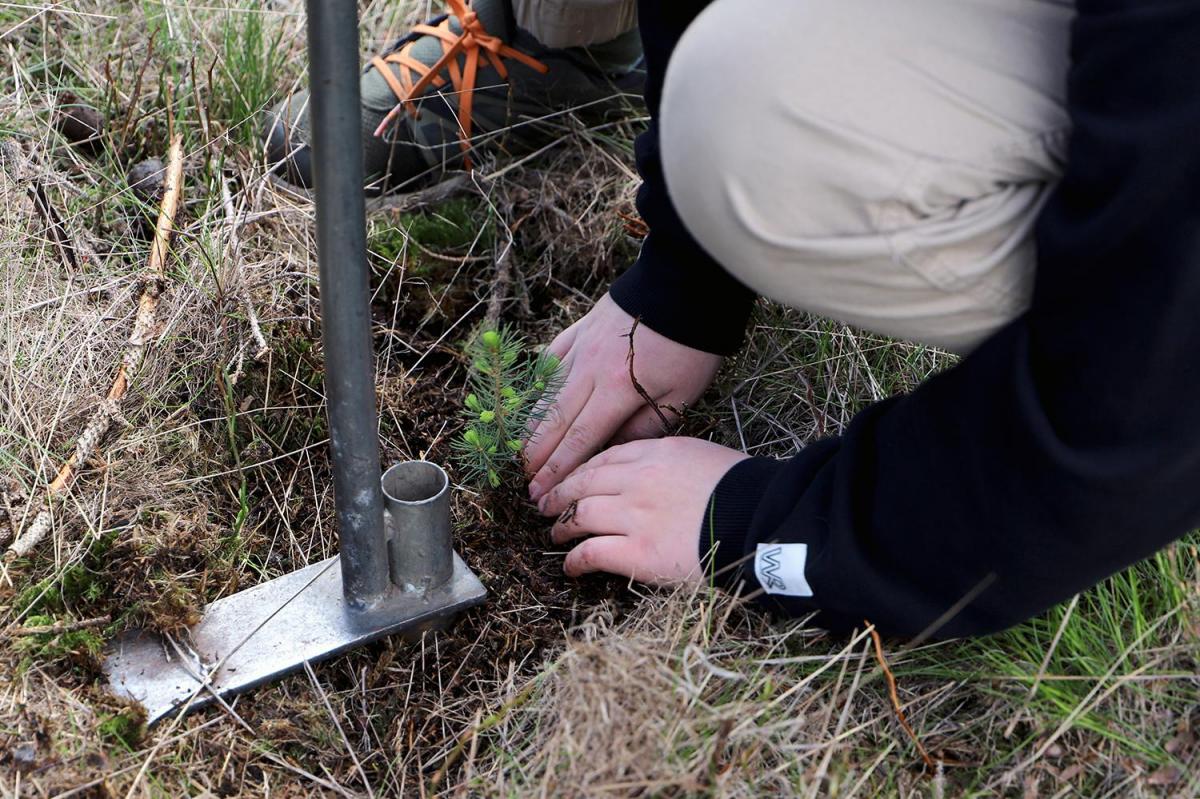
[537, 495, 548, 514]
[529, 482, 543, 502]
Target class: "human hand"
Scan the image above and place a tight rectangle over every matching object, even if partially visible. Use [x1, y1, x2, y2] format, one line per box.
[525, 294, 723, 502]
[537, 437, 749, 584]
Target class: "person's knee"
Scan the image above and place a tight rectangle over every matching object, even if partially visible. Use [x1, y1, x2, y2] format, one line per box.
[658, 0, 872, 278]
[512, 0, 639, 49]
[657, 0, 1068, 350]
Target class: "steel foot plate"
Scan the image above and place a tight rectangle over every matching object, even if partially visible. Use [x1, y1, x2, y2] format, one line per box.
[104, 552, 486, 725]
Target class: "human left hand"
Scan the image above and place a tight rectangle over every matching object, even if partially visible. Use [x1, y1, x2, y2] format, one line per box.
[536, 437, 749, 584]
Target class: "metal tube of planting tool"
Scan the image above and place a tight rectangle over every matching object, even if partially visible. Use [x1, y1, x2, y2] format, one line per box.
[306, 0, 389, 608]
[382, 461, 455, 592]
[99, 2, 489, 727]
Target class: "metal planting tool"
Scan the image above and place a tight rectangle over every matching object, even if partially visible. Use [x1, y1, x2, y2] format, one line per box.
[103, 0, 486, 726]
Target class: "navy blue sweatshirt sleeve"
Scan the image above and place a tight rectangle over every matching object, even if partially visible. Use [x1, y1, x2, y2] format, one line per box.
[689, 0, 1200, 636]
[607, 3, 756, 356]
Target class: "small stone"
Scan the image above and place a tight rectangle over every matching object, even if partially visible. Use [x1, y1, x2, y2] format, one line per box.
[127, 158, 165, 203]
[1165, 731, 1192, 754]
[54, 93, 104, 152]
[1146, 765, 1181, 786]
[10, 741, 37, 772]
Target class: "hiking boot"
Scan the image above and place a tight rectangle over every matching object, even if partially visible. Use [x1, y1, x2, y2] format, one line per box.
[265, 0, 643, 194]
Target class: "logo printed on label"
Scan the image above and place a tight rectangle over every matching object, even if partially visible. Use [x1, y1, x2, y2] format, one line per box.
[754, 543, 813, 597]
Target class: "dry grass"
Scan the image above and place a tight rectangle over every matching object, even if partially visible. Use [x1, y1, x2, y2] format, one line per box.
[1, 1, 1198, 797]
[459, 588, 892, 797]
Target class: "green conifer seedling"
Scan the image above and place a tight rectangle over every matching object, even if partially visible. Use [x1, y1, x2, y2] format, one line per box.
[455, 326, 561, 488]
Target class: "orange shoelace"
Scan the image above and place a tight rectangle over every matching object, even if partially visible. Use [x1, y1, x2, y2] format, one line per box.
[371, 0, 549, 169]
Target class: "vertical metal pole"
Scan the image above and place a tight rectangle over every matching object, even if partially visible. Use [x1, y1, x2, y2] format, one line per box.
[305, 0, 390, 608]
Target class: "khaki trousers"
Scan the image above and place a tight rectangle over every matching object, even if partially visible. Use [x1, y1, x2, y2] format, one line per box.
[662, 0, 1073, 353]
[511, 0, 639, 49]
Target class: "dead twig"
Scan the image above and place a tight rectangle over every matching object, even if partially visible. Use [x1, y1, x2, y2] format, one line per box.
[703, 718, 735, 785]
[0, 488, 17, 547]
[5, 615, 110, 638]
[26, 168, 82, 273]
[624, 316, 673, 433]
[362, 173, 471, 213]
[867, 621, 936, 772]
[617, 209, 648, 239]
[6, 134, 185, 560]
[221, 177, 269, 361]
[430, 677, 541, 788]
[484, 209, 534, 328]
[557, 499, 578, 527]
[116, 35, 156, 153]
[796, 369, 827, 439]
[0, 141, 91, 274]
[484, 238, 514, 329]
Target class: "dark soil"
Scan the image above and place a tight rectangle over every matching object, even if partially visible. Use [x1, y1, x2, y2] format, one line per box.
[0, 142, 653, 789]
[178, 182, 642, 783]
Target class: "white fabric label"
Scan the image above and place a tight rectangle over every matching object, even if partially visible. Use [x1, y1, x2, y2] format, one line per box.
[754, 543, 814, 597]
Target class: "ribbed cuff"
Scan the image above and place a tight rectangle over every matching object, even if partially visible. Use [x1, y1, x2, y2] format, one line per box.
[700, 456, 782, 590]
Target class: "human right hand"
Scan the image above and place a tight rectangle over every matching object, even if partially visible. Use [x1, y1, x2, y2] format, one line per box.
[525, 293, 723, 502]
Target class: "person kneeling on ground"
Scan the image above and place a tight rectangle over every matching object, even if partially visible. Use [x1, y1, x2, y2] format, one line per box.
[522, 0, 1200, 638]
[273, 1, 1200, 638]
